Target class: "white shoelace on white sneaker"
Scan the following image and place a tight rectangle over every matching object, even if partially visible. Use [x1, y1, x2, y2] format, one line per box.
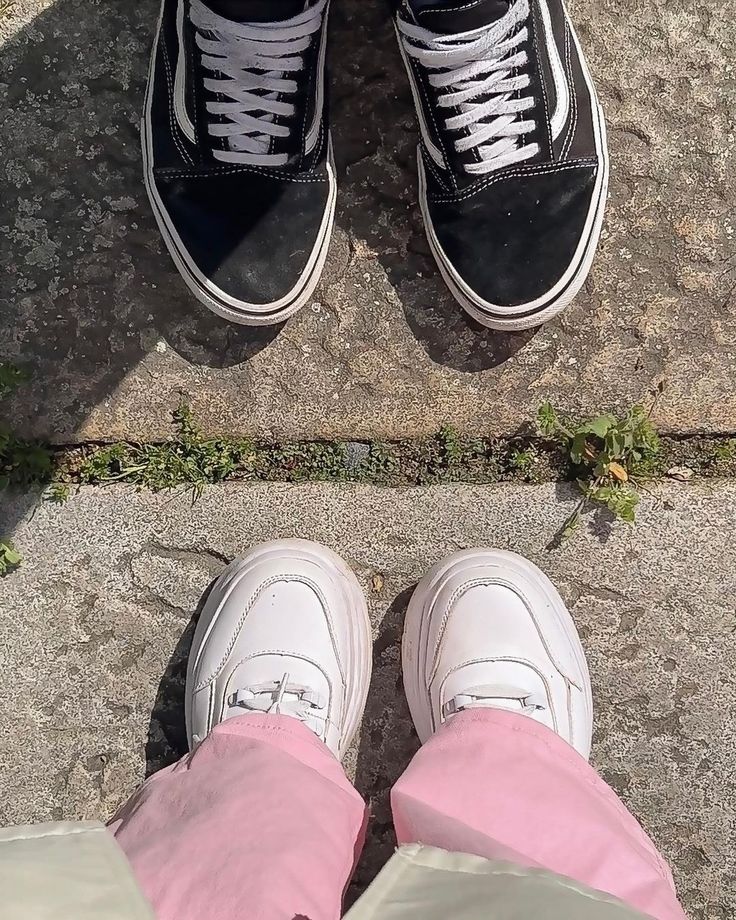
[190, 0, 326, 166]
[443, 684, 547, 717]
[398, 0, 539, 174]
[229, 672, 328, 737]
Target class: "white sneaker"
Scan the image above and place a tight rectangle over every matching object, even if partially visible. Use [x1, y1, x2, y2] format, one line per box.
[185, 539, 372, 759]
[402, 549, 593, 759]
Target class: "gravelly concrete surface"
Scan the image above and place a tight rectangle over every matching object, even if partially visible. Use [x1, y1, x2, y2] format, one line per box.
[1, 0, 735, 441]
[2, 481, 735, 917]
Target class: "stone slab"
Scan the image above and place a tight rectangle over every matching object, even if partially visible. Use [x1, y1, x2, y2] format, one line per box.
[1, 0, 735, 442]
[1, 480, 734, 917]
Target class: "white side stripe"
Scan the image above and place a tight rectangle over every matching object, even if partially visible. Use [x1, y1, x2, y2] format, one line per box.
[304, 5, 329, 153]
[174, 0, 197, 144]
[395, 23, 445, 169]
[538, 0, 569, 140]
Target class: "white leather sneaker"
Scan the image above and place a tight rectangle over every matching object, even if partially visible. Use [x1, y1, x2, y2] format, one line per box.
[402, 549, 593, 758]
[185, 539, 372, 759]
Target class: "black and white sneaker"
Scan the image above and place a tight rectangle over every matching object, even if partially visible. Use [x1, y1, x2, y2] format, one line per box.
[396, 0, 608, 331]
[142, 0, 335, 325]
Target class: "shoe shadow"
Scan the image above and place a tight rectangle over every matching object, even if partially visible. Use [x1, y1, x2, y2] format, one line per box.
[144, 577, 217, 777]
[348, 585, 420, 906]
[0, 0, 282, 540]
[329, 0, 537, 372]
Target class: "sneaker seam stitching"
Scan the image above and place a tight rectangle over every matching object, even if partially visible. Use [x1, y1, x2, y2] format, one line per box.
[429, 158, 596, 202]
[162, 35, 195, 166]
[154, 165, 327, 182]
[530, 0, 554, 155]
[560, 23, 578, 160]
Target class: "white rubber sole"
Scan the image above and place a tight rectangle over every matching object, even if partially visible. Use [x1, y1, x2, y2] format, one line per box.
[402, 548, 594, 745]
[185, 539, 372, 760]
[141, 2, 336, 327]
[418, 21, 610, 332]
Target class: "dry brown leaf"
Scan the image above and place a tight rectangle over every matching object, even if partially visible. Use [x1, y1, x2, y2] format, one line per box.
[608, 461, 628, 482]
[371, 573, 385, 593]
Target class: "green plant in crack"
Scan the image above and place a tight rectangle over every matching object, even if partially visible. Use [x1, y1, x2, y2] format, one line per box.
[436, 425, 464, 464]
[0, 362, 28, 399]
[708, 438, 736, 466]
[354, 442, 400, 483]
[1, 362, 60, 574]
[507, 445, 545, 482]
[0, 539, 21, 577]
[79, 405, 253, 497]
[258, 441, 349, 482]
[44, 482, 71, 504]
[414, 426, 490, 484]
[0, 365, 55, 492]
[537, 401, 661, 541]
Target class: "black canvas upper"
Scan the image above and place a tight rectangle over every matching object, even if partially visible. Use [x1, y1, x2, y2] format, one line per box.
[398, 0, 606, 312]
[426, 163, 599, 306]
[412, 0, 510, 35]
[155, 161, 330, 304]
[144, 0, 332, 313]
[207, 0, 304, 21]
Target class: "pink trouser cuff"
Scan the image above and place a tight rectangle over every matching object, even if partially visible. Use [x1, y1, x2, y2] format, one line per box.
[392, 709, 686, 920]
[113, 711, 686, 920]
[111, 714, 367, 920]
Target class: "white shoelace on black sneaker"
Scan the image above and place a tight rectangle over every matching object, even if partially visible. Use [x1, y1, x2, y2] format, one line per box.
[443, 684, 547, 717]
[398, 0, 539, 174]
[228, 672, 328, 737]
[190, 0, 326, 166]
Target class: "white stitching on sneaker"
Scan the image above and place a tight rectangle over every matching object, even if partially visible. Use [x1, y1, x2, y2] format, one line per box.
[194, 574, 343, 692]
[429, 158, 595, 202]
[560, 23, 578, 160]
[189, 0, 326, 166]
[155, 165, 328, 182]
[398, 0, 540, 175]
[162, 38, 195, 166]
[529, 1, 553, 152]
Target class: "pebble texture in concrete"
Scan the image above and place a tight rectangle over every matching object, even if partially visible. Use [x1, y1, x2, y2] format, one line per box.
[1, 481, 734, 917]
[1, 0, 735, 441]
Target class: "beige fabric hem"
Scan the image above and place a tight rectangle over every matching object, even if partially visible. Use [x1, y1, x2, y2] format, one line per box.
[345, 844, 653, 920]
[0, 821, 155, 920]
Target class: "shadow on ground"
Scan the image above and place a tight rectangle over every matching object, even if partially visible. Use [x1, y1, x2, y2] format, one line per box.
[348, 585, 420, 905]
[1, 0, 532, 545]
[145, 578, 216, 776]
[0, 0, 281, 538]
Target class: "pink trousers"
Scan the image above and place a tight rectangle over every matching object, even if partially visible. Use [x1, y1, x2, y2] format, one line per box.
[110, 710, 686, 920]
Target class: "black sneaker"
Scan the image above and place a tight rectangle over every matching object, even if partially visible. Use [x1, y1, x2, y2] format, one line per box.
[142, 0, 335, 325]
[395, 0, 608, 330]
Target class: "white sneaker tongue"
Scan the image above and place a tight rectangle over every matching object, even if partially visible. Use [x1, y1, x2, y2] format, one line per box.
[206, 0, 306, 22]
[410, 0, 510, 33]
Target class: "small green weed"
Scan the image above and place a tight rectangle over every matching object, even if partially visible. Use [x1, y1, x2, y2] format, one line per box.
[44, 482, 70, 504]
[509, 448, 535, 471]
[0, 363, 28, 398]
[508, 442, 545, 477]
[414, 426, 490, 483]
[1, 362, 60, 574]
[356, 442, 400, 482]
[0, 364, 55, 491]
[537, 401, 661, 541]
[79, 405, 254, 497]
[437, 425, 464, 464]
[0, 539, 21, 577]
[257, 441, 349, 482]
[709, 438, 736, 465]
